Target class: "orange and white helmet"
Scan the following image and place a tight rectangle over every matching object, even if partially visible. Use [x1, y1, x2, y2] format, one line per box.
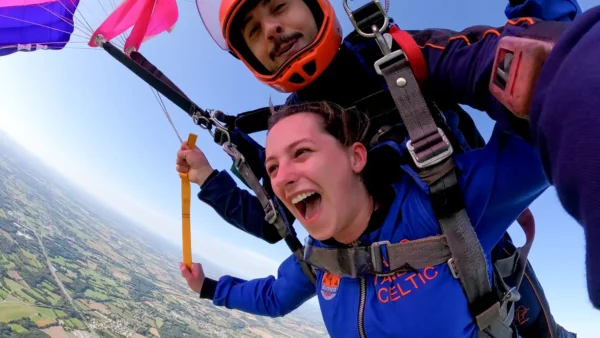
[196, 0, 343, 93]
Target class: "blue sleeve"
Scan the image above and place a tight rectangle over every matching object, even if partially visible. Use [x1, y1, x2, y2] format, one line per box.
[198, 170, 281, 244]
[457, 125, 550, 252]
[505, 0, 581, 22]
[212, 254, 316, 317]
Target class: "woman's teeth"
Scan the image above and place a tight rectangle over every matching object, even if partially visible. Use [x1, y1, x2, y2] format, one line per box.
[292, 191, 315, 204]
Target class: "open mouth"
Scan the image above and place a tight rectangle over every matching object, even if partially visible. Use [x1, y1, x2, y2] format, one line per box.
[291, 191, 322, 222]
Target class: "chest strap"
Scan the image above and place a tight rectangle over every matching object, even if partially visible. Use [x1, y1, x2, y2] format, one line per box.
[305, 235, 451, 277]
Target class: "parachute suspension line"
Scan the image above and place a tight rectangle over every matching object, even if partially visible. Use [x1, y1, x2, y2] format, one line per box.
[91, 0, 128, 46]
[0, 0, 129, 51]
[0, 14, 90, 40]
[64, 1, 96, 36]
[150, 86, 184, 143]
[36, 2, 85, 33]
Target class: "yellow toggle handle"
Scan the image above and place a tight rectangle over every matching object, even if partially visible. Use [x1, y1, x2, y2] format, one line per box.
[180, 133, 197, 270]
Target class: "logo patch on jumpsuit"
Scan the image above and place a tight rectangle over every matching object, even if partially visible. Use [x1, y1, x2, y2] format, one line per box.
[321, 271, 340, 300]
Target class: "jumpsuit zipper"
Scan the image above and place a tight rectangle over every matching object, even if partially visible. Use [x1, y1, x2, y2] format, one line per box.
[358, 277, 367, 338]
[352, 240, 367, 338]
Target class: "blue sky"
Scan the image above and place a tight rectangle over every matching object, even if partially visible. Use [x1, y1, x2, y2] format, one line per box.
[1, 0, 598, 335]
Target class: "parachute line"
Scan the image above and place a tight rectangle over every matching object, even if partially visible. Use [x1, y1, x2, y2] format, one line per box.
[151, 87, 183, 143]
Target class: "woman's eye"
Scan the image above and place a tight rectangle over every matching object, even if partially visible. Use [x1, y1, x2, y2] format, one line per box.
[267, 165, 278, 176]
[294, 148, 311, 159]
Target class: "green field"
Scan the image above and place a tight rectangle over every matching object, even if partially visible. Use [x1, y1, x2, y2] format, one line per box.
[41, 281, 55, 291]
[4, 277, 22, 291]
[0, 303, 35, 322]
[66, 318, 85, 329]
[54, 310, 67, 318]
[45, 290, 61, 305]
[84, 289, 109, 301]
[8, 324, 28, 333]
[20, 249, 43, 268]
[0, 303, 57, 323]
[15, 290, 36, 303]
[50, 256, 79, 270]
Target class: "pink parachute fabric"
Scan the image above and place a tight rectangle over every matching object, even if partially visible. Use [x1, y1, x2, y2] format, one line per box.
[88, 0, 178, 52]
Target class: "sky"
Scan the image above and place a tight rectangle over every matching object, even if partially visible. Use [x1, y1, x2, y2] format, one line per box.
[1, 0, 599, 335]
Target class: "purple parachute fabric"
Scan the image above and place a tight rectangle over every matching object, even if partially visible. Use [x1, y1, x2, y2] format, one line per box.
[0, 0, 80, 57]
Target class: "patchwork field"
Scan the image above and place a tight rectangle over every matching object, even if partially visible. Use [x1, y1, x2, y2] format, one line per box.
[0, 131, 326, 337]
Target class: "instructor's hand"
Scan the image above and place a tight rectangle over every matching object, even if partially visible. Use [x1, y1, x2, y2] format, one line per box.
[176, 142, 214, 186]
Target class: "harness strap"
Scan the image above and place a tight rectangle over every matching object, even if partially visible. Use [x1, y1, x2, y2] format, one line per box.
[221, 142, 317, 285]
[495, 209, 535, 282]
[388, 25, 428, 87]
[304, 235, 451, 277]
[376, 31, 512, 336]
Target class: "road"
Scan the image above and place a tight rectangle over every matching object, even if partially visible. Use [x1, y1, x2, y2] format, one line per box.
[26, 221, 100, 338]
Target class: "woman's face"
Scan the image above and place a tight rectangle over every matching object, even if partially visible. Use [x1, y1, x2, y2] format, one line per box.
[265, 112, 367, 240]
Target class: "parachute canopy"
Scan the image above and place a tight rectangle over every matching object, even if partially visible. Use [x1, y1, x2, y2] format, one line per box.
[88, 0, 178, 53]
[0, 0, 81, 57]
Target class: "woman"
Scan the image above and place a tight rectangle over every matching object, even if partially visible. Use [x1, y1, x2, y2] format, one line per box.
[177, 101, 550, 337]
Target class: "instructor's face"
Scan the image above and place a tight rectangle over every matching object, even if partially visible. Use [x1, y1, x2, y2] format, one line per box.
[241, 0, 318, 72]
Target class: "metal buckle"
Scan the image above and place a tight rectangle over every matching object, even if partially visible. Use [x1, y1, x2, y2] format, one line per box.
[193, 109, 231, 145]
[264, 200, 278, 224]
[406, 128, 454, 169]
[343, 0, 389, 39]
[374, 49, 406, 75]
[370, 240, 391, 274]
[447, 258, 459, 279]
[502, 287, 521, 303]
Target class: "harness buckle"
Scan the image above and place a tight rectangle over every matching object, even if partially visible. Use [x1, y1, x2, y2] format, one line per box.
[374, 49, 406, 75]
[502, 287, 521, 303]
[370, 240, 391, 274]
[448, 258, 459, 279]
[264, 200, 278, 224]
[343, 0, 389, 39]
[406, 128, 454, 169]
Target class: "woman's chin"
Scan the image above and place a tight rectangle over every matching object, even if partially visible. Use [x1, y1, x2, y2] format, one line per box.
[307, 225, 335, 242]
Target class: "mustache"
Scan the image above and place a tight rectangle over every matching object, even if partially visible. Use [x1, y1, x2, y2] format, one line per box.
[269, 32, 302, 60]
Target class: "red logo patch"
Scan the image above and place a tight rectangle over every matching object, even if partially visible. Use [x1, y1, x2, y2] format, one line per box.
[320, 271, 340, 300]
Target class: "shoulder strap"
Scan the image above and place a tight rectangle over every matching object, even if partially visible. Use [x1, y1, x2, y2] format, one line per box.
[377, 25, 515, 337]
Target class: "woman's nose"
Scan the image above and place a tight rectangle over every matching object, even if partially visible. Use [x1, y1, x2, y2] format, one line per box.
[272, 161, 298, 191]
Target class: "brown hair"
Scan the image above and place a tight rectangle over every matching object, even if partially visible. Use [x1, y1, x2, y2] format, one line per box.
[267, 98, 370, 147]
